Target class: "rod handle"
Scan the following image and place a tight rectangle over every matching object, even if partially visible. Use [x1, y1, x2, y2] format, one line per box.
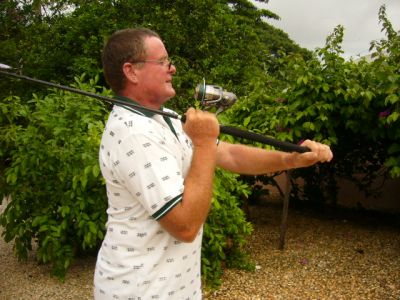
[219, 125, 310, 153]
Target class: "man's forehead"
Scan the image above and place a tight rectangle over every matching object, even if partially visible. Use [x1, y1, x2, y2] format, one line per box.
[144, 36, 168, 58]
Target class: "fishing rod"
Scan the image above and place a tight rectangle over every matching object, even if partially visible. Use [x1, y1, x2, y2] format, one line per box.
[0, 64, 310, 153]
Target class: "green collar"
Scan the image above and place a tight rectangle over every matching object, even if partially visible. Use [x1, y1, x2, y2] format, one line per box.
[114, 95, 179, 140]
[114, 95, 158, 118]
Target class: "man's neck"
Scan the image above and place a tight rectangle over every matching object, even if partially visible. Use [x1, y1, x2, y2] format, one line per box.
[119, 91, 162, 110]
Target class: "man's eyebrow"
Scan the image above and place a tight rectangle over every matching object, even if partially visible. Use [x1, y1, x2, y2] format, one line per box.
[147, 55, 168, 60]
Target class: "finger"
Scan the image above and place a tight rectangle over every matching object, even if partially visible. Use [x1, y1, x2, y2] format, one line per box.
[322, 145, 333, 162]
[183, 107, 195, 122]
[300, 140, 333, 163]
[313, 143, 332, 162]
[185, 107, 195, 115]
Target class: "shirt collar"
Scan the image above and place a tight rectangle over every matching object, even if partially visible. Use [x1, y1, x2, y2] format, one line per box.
[114, 95, 161, 118]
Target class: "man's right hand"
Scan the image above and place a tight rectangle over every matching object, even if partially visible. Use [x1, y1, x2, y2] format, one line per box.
[182, 108, 220, 147]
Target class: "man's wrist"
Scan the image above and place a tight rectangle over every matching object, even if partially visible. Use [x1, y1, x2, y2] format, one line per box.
[283, 152, 297, 170]
[192, 138, 219, 148]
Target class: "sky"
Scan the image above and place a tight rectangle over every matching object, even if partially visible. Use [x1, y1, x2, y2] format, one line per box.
[253, 0, 400, 59]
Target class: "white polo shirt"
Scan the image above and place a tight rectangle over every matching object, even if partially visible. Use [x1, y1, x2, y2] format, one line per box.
[94, 97, 202, 300]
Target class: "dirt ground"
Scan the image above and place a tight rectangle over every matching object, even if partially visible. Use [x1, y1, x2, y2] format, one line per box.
[1, 200, 400, 300]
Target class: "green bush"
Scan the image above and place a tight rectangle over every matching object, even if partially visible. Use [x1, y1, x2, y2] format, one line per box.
[203, 168, 253, 288]
[0, 74, 109, 278]
[0, 74, 254, 287]
[225, 6, 400, 207]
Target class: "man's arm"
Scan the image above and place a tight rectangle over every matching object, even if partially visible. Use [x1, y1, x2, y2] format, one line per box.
[158, 109, 219, 242]
[216, 140, 333, 175]
[158, 110, 332, 242]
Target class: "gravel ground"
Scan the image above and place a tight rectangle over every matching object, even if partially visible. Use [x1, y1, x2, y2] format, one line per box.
[1, 200, 399, 300]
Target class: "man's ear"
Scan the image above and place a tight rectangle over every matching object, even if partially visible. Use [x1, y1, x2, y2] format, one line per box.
[122, 62, 138, 84]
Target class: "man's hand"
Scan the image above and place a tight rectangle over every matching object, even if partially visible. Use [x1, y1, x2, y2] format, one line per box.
[290, 139, 333, 169]
[182, 108, 220, 147]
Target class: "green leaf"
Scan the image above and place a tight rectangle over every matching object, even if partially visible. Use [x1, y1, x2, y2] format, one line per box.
[39, 225, 49, 233]
[81, 175, 88, 189]
[72, 175, 79, 190]
[64, 259, 71, 269]
[243, 116, 251, 127]
[302, 122, 315, 131]
[387, 111, 399, 123]
[92, 164, 100, 178]
[319, 115, 328, 122]
[385, 94, 399, 105]
[6, 172, 17, 185]
[88, 222, 97, 235]
[84, 166, 92, 176]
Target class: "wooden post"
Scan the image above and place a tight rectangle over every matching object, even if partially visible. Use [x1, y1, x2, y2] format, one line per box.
[279, 170, 291, 250]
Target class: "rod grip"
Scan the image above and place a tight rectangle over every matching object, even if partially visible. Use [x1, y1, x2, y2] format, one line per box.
[219, 125, 310, 153]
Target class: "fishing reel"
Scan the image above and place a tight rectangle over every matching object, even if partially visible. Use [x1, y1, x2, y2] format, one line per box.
[194, 79, 237, 114]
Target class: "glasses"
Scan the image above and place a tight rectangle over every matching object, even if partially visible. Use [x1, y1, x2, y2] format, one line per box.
[134, 58, 173, 70]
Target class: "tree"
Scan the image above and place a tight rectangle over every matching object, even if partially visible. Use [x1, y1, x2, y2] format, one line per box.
[225, 5, 400, 208]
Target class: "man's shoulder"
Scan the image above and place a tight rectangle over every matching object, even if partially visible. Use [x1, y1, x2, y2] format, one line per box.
[107, 106, 152, 127]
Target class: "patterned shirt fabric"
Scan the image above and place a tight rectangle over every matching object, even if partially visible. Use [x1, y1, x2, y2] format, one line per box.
[94, 98, 202, 300]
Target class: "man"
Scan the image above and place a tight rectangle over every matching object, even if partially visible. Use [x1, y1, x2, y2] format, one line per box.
[94, 28, 333, 300]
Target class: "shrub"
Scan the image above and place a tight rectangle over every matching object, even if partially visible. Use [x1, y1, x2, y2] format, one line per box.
[0, 74, 109, 278]
[202, 168, 253, 288]
[0, 74, 254, 286]
[225, 5, 400, 207]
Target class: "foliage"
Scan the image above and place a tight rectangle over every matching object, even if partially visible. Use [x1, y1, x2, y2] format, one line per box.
[0, 0, 308, 104]
[202, 168, 253, 289]
[369, 5, 400, 178]
[0, 75, 109, 278]
[226, 5, 400, 206]
[0, 76, 254, 286]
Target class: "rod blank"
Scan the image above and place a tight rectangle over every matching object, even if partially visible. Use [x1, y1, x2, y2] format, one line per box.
[0, 68, 310, 153]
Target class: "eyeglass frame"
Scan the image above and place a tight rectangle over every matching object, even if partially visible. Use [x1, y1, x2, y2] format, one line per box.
[132, 58, 174, 70]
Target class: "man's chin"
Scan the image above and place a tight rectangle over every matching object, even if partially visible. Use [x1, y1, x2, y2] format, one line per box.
[167, 89, 176, 98]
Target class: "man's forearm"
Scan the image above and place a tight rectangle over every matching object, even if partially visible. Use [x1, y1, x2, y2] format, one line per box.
[216, 142, 296, 175]
[159, 144, 217, 242]
[182, 144, 217, 223]
[217, 140, 332, 175]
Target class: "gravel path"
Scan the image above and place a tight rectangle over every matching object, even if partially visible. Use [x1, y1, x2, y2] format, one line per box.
[1, 201, 399, 300]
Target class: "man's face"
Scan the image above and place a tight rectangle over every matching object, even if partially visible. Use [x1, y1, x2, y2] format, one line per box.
[135, 36, 176, 107]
